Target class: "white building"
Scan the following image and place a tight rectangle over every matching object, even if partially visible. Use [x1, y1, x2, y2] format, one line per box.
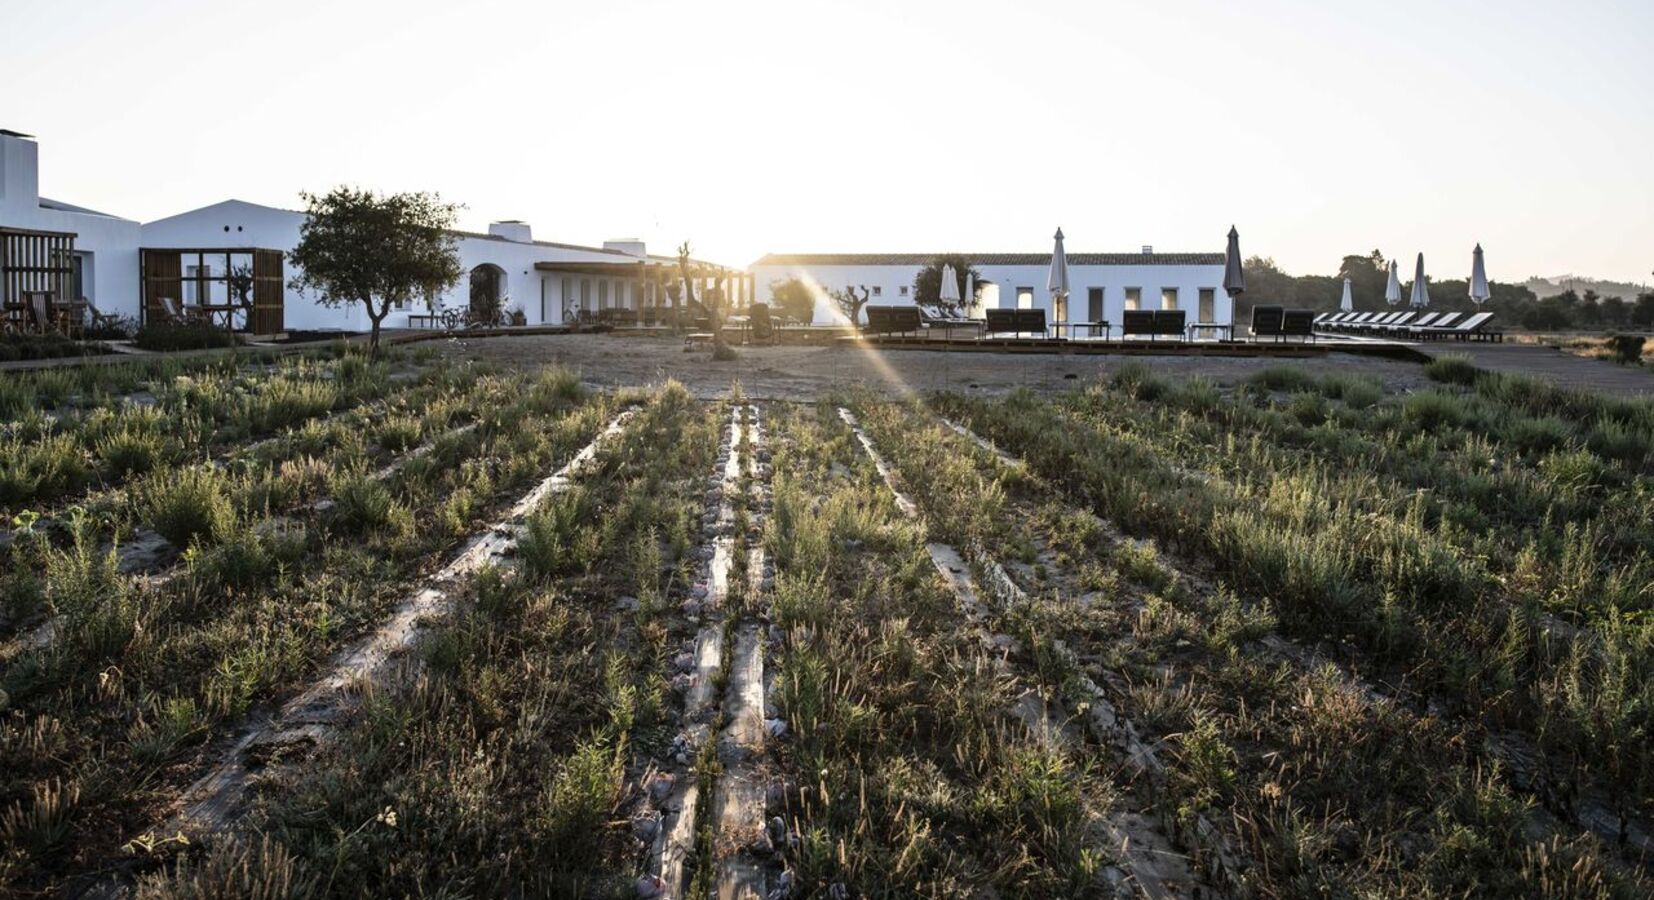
[3, 129, 748, 334]
[140, 200, 743, 331]
[751, 249, 1232, 327]
[1, 130, 141, 323]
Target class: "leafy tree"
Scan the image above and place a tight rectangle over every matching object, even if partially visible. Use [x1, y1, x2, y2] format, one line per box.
[1632, 292, 1654, 329]
[1337, 249, 1388, 308]
[767, 277, 818, 323]
[830, 285, 870, 326]
[912, 256, 981, 318]
[289, 187, 462, 357]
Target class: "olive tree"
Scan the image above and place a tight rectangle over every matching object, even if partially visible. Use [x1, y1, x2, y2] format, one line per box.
[288, 187, 464, 357]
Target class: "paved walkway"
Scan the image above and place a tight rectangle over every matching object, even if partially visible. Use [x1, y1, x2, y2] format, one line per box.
[1420, 342, 1653, 397]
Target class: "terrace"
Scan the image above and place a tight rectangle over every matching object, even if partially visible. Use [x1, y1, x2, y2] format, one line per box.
[0, 226, 80, 336]
[140, 247, 285, 334]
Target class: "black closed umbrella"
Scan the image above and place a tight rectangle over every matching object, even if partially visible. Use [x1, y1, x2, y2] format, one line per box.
[1223, 226, 1245, 299]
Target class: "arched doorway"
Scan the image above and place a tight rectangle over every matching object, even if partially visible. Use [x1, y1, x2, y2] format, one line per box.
[469, 264, 506, 323]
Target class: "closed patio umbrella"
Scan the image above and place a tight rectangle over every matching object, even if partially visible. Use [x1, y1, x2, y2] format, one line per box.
[1469, 244, 1491, 307]
[1340, 277, 1354, 312]
[1223, 226, 1245, 299]
[1384, 260, 1402, 306]
[1409, 253, 1430, 308]
[1047, 228, 1069, 336]
[938, 263, 960, 311]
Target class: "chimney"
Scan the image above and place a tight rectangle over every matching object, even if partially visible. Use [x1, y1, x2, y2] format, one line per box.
[488, 220, 533, 243]
[603, 239, 647, 257]
[0, 130, 41, 210]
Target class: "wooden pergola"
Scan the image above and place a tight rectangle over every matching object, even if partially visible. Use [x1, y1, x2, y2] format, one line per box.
[533, 259, 756, 325]
[1, 226, 78, 334]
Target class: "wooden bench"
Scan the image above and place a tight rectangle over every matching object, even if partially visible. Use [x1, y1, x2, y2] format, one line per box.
[985, 308, 1048, 337]
[863, 305, 923, 336]
[1122, 309, 1186, 340]
[1251, 305, 1316, 342]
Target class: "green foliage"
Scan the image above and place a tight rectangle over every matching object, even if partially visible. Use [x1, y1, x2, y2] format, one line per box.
[133, 324, 238, 353]
[1606, 333, 1647, 364]
[288, 186, 464, 355]
[911, 254, 982, 317]
[766, 276, 818, 323]
[140, 466, 237, 548]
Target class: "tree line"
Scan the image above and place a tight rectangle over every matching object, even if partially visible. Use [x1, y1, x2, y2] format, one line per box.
[1244, 252, 1654, 331]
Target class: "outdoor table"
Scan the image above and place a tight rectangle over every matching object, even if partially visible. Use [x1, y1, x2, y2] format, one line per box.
[407, 313, 441, 329]
[1187, 322, 1234, 342]
[1065, 321, 1112, 340]
[199, 303, 240, 331]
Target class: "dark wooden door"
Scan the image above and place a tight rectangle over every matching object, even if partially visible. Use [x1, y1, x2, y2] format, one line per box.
[250, 250, 284, 334]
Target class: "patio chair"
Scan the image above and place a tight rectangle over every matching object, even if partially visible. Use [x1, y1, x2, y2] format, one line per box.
[157, 296, 205, 327]
[26, 292, 59, 335]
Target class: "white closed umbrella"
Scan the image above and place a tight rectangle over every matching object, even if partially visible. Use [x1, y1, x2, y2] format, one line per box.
[964, 272, 975, 316]
[1047, 228, 1070, 334]
[938, 263, 960, 306]
[1409, 253, 1430, 308]
[1469, 244, 1491, 306]
[1340, 277, 1354, 312]
[1384, 260, 1402, 306]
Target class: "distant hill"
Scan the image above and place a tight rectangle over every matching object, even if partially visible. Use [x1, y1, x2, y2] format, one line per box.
[1523, 275, 1652, 301]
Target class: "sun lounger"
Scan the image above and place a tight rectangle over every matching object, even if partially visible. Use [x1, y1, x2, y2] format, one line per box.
[1401, 312, 1459, 337]
[1415, 311, 1502, 342]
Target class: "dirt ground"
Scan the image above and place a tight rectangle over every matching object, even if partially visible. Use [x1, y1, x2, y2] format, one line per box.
[429, 332, 1438, 401]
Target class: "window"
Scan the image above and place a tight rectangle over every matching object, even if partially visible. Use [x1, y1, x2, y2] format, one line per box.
[1087, 287, 1103, 321]
[872, 286, 882, 297]
[899, 285, 909, 297]
[580, 278, 591, 311]
[1199, 288, 1215, 323]
[1161, 288, 1179, 311]
[1124, 288, 1141, 311]
[69, 252, 89, 302]
[561, 278, 573, 318]
[1016, 287, 1034, 310]
[598, 280, 609, 310]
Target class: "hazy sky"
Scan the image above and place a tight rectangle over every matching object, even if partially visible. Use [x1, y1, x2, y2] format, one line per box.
[4, 0, 1651, 284]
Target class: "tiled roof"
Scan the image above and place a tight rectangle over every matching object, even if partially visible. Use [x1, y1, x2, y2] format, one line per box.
[753, 251, 1225, 267]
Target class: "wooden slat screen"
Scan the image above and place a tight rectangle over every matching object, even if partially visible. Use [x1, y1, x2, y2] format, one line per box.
[142, 249, 183, 325]
[2, 228, 76, 317]
[250, 249, 284, 334]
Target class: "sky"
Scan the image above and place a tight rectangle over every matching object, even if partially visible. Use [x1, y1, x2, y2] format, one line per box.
[3, 0, 1651, 285]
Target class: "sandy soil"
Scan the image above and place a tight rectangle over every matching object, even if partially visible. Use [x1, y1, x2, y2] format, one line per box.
[427, 332, 1435, 401]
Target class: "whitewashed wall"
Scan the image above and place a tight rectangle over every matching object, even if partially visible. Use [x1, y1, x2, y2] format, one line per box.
[0, 133, 142, 319]
[140, 200, 652, 330]
[752, 260, 1232, 327]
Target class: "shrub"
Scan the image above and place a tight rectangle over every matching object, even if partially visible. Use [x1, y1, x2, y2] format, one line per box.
[1425, 355, 1479, 386]
[96, 426, 168, 478]
[1249, 365, 1318, 394]
[83, 314, 137, 341]
[133, 324, 239, 353]
[1605, 333, 1647, 365]
[374, 415, 422, 452]
[0, 334, 109, 362]
[140, 466, 237, 548]
[329, 473, 394, 533]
